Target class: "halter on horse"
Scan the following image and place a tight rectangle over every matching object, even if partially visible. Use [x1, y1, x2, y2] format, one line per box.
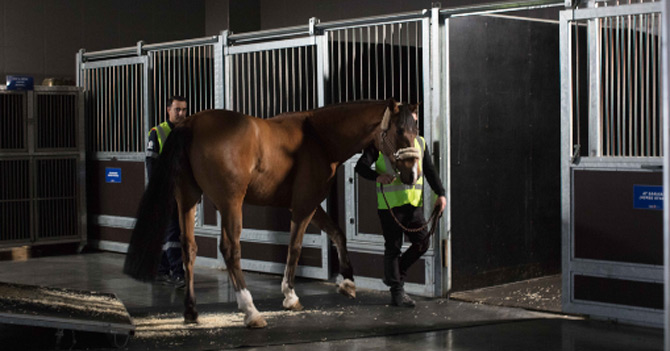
[124, 99, 421, 328]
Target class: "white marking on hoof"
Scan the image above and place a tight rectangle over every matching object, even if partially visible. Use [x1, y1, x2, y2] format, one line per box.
[245, 311, 267, 328]
[281, 278, 300, 310]
[337, 278, 356, 299]
[236, 289, 266, 328]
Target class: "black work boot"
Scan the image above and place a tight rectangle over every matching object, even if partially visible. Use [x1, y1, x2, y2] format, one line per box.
[390, 289, 416, 307]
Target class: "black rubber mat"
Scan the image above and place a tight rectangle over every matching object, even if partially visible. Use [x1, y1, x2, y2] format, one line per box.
[127, 289, 556, 350]
[0, 288, 558, 350]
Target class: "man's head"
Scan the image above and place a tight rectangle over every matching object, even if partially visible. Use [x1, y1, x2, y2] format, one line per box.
[167, 96, 188, 124]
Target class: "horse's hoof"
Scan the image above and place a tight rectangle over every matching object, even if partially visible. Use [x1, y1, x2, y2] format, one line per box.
[184, 311, 199, 324]
[284, 299, 304, 311]
[246, 314, 267, 329]
[337, 279, 356, 299]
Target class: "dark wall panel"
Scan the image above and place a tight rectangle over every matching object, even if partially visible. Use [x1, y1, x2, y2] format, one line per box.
[241, 242, 322, 267]
[449, 16, 561, 291]
[0, 0, 206, 85]
[357, 174, 382, 235]
[574, 275, 663, 310]
[259, 0, 560, 31]
[574, 170, 662, 265]
[203, 195, 218, 226]
[195, 235, 218, 259]
[242, 204, 319, 234]
[86, 160, 144, 218]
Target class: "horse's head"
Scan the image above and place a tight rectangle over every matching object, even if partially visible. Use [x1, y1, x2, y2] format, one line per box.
[377, 100, 421, 185]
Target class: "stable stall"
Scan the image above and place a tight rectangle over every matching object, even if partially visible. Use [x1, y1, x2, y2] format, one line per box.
[0, 86, 86, 251]
[77, 1, 565, 299]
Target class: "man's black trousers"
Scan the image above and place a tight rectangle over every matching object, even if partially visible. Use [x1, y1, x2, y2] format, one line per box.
[377, 204, 430, 292]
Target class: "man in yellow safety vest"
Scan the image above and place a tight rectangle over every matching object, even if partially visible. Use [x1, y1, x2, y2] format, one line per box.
[355, 104, 446, 307]
[146, 95, 188, 288]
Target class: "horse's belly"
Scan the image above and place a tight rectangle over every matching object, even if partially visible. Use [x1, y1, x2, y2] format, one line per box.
[245, 176, 292, 207]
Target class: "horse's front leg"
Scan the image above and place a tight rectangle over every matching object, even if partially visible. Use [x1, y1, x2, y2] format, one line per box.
[219, 200, 267, 328]
[282, 209, 316, 311]
[310, 206, 356, 299]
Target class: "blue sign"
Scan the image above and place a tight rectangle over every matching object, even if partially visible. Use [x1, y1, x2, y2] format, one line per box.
[105, 168, 122, 183]
[633, 185, 663, 210]
[6, 75, 34, 91]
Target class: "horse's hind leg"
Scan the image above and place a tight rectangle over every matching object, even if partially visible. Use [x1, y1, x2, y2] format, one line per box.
[310, 207, 356, 299]
[281, 208, 317, 311]
[219, 197, 267, 328]
[176, 180, 202, 323]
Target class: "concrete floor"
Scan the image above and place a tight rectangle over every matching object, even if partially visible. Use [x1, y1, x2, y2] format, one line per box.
[0, 251, 663, 350]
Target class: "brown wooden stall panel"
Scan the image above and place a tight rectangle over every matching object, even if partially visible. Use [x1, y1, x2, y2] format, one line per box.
[203, 195, 217, 226]
[195, 235, 217, 259]
[349, 252, 425, 284]
[87, 161, 145, 217]
[242, 204, 319, 234]
[357, 174, 382, 235]
[574, 170, 662, 265]
[574, 274, 663, 310]
[242, 205, 290, 231]
[88, 225, 132, 243]
[241, 242, 322, 267]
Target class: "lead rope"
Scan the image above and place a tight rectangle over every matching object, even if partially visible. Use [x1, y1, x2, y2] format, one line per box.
[379, 183, 442, 237]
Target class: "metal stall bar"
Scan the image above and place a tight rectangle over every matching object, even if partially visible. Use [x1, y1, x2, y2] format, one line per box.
[662, 0, 670, 346]
[80, 57, 147, 159]
[567, 2, 662, 163]
[561, 1, 664, 328]
[149, 44, 216, 133]
[442, 0, 563, 17]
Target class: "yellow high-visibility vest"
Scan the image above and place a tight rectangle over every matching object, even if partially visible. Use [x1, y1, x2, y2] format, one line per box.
[375, 136, 425, 209]
[149, 121, 172, 154]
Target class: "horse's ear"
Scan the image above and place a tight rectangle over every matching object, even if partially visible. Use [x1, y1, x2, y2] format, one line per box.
[381, 106, 391, 131]
[409, 103, 420, 121]
[381, 98, 399, 131]
[387, 98, 400, 114]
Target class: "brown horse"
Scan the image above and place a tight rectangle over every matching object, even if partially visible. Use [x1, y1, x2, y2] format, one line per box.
[123, 99, 421, 328]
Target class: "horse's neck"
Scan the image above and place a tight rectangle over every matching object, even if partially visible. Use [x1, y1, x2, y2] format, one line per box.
[309, 103, 384, 163]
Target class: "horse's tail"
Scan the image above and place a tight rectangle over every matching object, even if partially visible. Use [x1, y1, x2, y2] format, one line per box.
[123, 125, 193, 281]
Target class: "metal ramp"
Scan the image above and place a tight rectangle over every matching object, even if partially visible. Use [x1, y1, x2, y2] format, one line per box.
[0, 282, 134, 337]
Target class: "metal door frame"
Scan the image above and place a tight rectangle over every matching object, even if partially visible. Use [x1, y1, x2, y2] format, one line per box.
[662, 0, 670, 346]
[222, 34, 330, 280]
[560, 1, 664, 327]
[330, 11, 438, 296]
[78, 55, 150, 253]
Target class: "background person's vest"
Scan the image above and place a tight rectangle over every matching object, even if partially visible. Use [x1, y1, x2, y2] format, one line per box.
[375, 137, 425, 209]
[150, 121, 172, 154]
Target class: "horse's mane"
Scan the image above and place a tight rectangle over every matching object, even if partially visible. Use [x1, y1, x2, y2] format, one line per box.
[268, 100, 387, 122]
